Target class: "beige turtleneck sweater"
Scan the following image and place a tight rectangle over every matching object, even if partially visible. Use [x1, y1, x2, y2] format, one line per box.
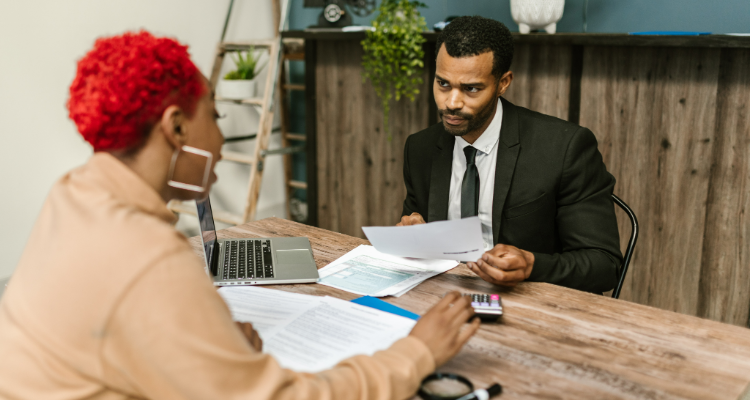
[0, 152, 434, 399]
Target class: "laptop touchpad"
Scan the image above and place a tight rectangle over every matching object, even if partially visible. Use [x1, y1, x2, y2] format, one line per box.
[276, 249, 314, 265]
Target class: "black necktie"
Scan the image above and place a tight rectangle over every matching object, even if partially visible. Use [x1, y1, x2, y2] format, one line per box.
[461, 146, 480, 218]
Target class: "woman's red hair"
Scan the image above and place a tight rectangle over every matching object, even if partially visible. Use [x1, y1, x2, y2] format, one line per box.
[67, 31, 206, 151]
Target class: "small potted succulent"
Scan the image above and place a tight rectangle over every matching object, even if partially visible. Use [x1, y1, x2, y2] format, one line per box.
[219, 48, 266, 99]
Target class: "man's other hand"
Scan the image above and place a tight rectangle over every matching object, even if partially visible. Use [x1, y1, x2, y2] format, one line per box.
[467, 244, 534, 287]
[236, 322, 263, 352]
[397, 212, 426, 226]
[409, 291, 480, 367]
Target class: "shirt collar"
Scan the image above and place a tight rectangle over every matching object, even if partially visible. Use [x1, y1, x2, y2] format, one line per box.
[456, 99, 503, 155]
[83, 152, 177, 224]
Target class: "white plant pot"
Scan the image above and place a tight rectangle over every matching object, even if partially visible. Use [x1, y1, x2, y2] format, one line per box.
[510, 0, 565, 34]
[219, 79, 257, 100]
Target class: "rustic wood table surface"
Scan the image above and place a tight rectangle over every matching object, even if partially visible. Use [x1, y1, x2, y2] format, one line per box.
[188, 218, 750, 400]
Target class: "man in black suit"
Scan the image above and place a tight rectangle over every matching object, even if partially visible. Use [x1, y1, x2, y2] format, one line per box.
[398, 16, 622, 293]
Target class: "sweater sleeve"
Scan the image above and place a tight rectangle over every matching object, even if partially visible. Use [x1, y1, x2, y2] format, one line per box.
[100, 248, 435, 400]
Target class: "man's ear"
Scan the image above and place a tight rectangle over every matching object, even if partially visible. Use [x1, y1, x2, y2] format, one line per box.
[496, 71, 514, 97]
[159, 105, 186, 150]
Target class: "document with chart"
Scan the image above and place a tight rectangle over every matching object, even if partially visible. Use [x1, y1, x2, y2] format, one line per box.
[318, 245, 458, 297]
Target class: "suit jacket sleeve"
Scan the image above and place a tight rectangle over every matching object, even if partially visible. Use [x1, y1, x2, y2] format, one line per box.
[527, 127, 623, 293]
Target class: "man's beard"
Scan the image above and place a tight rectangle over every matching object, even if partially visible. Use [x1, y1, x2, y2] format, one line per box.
[439, 99, 497, 137]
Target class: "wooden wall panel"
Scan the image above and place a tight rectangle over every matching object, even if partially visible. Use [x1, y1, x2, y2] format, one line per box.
[580, 46, 721, 317]
[503, 44, 572, 120]
[697, 49, 750, 325]
[315, 40, 431, 238]
[312, 39, 750, 327]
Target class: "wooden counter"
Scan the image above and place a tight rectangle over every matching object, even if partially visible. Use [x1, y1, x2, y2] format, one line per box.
[286, 30, 750, 328]
[189, 218, 750, 400]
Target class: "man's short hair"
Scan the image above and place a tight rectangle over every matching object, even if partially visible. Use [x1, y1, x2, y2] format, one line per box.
[436, 16, 514, 79]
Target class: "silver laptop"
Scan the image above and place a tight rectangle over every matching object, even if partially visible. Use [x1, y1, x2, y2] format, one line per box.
[196, 198, 319, 286]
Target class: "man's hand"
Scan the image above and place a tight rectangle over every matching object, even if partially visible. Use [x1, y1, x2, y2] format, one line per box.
[236, 322, 263, 352]
[397, 212, 426, 226]
[409, 291, 481, 367]
[467, 244, 535, 287]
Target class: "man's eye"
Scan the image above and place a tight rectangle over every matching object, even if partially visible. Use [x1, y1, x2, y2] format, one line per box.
[465, 86, 478, 93]
[437, 80, 449, 87]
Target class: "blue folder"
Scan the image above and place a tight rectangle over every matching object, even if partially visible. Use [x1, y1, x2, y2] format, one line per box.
[629, 31, 711, 36]
[351, 296, 420, 320]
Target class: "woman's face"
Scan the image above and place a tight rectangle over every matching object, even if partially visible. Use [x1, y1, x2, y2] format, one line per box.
[171, 81, 225, 201]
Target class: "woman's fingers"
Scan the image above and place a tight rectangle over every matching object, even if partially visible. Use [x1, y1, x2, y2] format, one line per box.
[456, 317, 481, 347]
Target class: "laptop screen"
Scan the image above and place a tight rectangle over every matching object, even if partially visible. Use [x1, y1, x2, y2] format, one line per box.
[196, 198, 218, 276]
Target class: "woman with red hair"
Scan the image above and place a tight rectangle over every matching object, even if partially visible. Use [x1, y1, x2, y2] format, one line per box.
[0, 31, 479, 399]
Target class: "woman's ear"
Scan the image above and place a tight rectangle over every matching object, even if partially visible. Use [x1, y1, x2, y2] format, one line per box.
[159, 105, 186, 149]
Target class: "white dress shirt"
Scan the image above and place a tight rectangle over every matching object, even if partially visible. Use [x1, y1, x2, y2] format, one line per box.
[447, 100, 503, 250]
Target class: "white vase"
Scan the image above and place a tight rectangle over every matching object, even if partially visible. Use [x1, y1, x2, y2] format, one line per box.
[510, 0, 565, 34]
[219, 79, 257, 100]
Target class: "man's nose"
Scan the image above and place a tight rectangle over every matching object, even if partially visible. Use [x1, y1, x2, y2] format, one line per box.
[445, 89, 464, 111]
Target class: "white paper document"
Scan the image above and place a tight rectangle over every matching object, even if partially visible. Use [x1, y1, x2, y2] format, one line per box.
[218, 285, 320, 339]
[218, 286, 416, 373]
[317, 245, 458, 297]
[362, 216, 485, 261]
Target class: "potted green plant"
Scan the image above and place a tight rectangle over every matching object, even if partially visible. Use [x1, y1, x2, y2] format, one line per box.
[219, 48, 267, 99]
[362, 0, 427, 138]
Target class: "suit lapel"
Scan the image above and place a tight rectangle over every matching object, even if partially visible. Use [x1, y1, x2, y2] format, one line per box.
[428, 127, 454, 222]
[492, 97, 521, 244]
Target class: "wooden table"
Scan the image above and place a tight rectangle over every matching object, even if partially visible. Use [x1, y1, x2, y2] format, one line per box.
[188, 218, 750, 400]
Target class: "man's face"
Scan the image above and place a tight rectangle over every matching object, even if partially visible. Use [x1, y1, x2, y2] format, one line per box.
[434, 45, 510, 140]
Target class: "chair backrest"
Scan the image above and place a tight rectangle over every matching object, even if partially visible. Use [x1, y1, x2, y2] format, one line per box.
[612, 194, 638, 299]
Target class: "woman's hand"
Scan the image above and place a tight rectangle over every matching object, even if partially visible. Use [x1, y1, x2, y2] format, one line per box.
[236, 322, 263, 352]
[409, 291, 481, 367]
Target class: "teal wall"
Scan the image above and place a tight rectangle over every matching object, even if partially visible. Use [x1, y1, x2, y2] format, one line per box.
[290, 0, 750, 33]
[289, 0, 750, 33]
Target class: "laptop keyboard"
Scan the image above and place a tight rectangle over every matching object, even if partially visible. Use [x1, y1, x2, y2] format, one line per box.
[222, 239, 274, 281]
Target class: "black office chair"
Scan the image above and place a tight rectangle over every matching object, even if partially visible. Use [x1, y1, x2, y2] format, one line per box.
[611, 194, 638, 299]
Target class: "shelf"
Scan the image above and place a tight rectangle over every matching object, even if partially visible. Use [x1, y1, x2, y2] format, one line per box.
[283, 84, 305, 91]
[288, 180, 308, 190]
[221, 150, 254, 165]
[168, 201, 243, 226]
[215, 97, 263, 106]
[285, 133, 306, 141]
[222, 40, 275, 51]
[281, 31, 750, 49]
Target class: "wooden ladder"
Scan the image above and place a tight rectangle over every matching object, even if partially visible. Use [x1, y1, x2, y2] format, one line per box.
[169, 0, 299, 225]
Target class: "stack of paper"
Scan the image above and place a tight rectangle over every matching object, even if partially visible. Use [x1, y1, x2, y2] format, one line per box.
[317, 245, 458, 297]
[218, 286, 417, 373]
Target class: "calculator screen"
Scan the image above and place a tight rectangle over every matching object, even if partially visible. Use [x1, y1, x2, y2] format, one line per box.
[196, 198, 218, 274]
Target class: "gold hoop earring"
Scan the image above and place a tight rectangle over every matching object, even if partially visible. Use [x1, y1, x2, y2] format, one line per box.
[167, 145, 213, 193]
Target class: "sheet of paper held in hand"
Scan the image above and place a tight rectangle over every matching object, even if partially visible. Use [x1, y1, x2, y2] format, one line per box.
[317, 245, 458, 297]
[362, 216, 485, 262]
[218, 286, 416, 373]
